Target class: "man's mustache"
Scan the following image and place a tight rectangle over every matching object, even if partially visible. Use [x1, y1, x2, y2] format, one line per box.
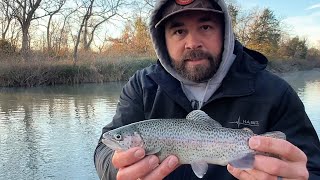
[181, 50, 213, 61]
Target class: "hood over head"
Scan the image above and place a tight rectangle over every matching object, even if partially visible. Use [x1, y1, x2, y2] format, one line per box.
[149, 0, 237, 109]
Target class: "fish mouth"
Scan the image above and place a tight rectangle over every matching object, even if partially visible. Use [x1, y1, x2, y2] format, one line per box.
[102, 138, 123, 150]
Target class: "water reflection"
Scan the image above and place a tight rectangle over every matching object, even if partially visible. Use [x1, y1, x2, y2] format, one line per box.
[0, 82, 125, 180]
[0, 70, 319, 180]
[281, 69, 320, 138]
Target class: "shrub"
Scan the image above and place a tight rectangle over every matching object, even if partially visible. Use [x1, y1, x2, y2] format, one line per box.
[0, 39, 16, 54]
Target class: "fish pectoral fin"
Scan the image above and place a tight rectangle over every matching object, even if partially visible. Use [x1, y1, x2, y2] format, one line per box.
[229, 153, 255, 170]
[146, 147, 162, 155]
[191, 161, 208, 178]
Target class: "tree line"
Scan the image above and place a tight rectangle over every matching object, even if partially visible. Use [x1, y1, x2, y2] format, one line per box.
[0, 0, 137, 62]
[228, 4, 319, 60]
[0, 0, 319, 63]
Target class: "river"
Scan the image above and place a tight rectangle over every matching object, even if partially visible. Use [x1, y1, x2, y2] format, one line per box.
[0, 69, 319, 180]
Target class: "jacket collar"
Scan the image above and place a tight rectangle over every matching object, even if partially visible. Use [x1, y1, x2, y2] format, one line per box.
[148, 61, 194, 112]
[208, 41, 268, 101]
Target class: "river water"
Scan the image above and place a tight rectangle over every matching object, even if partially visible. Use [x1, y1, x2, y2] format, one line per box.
[0, 70, 319, 180]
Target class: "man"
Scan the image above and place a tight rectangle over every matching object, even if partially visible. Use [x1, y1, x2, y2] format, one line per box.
[94, 0, 320, 179]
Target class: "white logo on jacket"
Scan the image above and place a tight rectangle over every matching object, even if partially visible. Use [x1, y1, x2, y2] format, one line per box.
[229, 116, 259, 128]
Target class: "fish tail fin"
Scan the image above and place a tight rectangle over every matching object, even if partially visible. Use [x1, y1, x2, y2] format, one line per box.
[229, 152, 255, 169]
[261, 131, 286, 140]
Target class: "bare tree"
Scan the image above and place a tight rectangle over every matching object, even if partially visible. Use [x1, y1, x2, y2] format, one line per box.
[234, 10, 257, 45]
[0, 0, 13, 40]
[73, 0, 124, 63]
[8, 19, 20, 48]
[130, 0, 154, 15]
[4, 0, 47, 59]
[56, 9, 78, 54]
[45, 0, 66, 53]
[142, 0, 155, 8]
[43, 7, 78, 56]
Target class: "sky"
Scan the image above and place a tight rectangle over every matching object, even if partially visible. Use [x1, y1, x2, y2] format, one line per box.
[237, 0, 320, 47]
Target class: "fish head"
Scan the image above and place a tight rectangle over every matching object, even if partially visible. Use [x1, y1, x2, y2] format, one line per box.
[102, 125, 144, 151]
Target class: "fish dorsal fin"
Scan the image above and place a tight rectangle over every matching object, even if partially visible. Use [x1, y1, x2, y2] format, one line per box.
[191, 161, 208, 178]
[186, 110, 222, 127]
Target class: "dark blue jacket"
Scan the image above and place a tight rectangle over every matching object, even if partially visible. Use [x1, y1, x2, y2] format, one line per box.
[94, 42, 320, 179]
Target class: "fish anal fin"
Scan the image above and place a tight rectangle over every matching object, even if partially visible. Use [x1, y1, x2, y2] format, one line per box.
[229, 153, 255, 170]
[191, 160, 208, 178]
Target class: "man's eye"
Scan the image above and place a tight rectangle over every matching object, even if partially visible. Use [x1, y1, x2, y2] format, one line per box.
[174, 29, 184, 35]
[202, 25, 211, 30]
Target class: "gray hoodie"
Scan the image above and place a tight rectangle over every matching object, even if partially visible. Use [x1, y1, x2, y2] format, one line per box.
[149, 0, 236, 109]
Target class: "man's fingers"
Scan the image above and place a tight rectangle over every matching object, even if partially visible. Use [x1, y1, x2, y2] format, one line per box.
[245, 168, 278, 180]
[253, 155, 309, 179]
[249, 136, 309, 179]
[112, 147, 145, 168]
[142, 155, 179, 180]
[117, 155, 160, 180]
[249, 136, 307, 162]
[228, 164, 279, 180]
[112, 150, 178, 180]
[227, 164, 255, 180]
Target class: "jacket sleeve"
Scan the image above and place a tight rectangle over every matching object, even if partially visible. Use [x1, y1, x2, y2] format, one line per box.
[94, 72, 146, 179]
[271, 86, 320, 179]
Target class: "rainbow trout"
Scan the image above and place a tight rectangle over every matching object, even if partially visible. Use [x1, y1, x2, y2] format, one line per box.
[102, 110, 286, 178]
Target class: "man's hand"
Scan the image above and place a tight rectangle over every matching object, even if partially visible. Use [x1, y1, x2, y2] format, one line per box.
[227, 136, 309, 180]
[112, 147, 179, 180]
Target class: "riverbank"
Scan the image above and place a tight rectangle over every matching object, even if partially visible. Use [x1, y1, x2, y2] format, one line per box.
[0, 58, 155, 87]
[267, 58, 320, 74]
[0, 57, 319, 87]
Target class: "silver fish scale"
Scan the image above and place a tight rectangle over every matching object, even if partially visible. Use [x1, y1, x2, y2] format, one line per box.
[134, 118, 255, 165]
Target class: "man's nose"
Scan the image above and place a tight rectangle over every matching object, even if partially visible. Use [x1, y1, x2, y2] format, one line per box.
[185, 33, 203, 49]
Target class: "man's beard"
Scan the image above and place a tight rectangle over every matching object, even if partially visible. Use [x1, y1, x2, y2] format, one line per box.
[171, 49, 221, 83]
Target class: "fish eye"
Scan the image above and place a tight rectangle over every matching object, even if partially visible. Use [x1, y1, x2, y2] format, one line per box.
[113, 134, 122, 141]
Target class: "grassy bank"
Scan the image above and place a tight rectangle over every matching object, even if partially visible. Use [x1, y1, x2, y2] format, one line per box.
[0, 55, 319, 87]
[267, 58, 320, 74]
[0, 58, 156, 87]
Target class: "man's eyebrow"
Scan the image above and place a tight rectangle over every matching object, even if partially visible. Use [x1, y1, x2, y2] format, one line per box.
[198, 16, 216, 23]
[167, 21, 184, 29]
[166, 15, 218, 29]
